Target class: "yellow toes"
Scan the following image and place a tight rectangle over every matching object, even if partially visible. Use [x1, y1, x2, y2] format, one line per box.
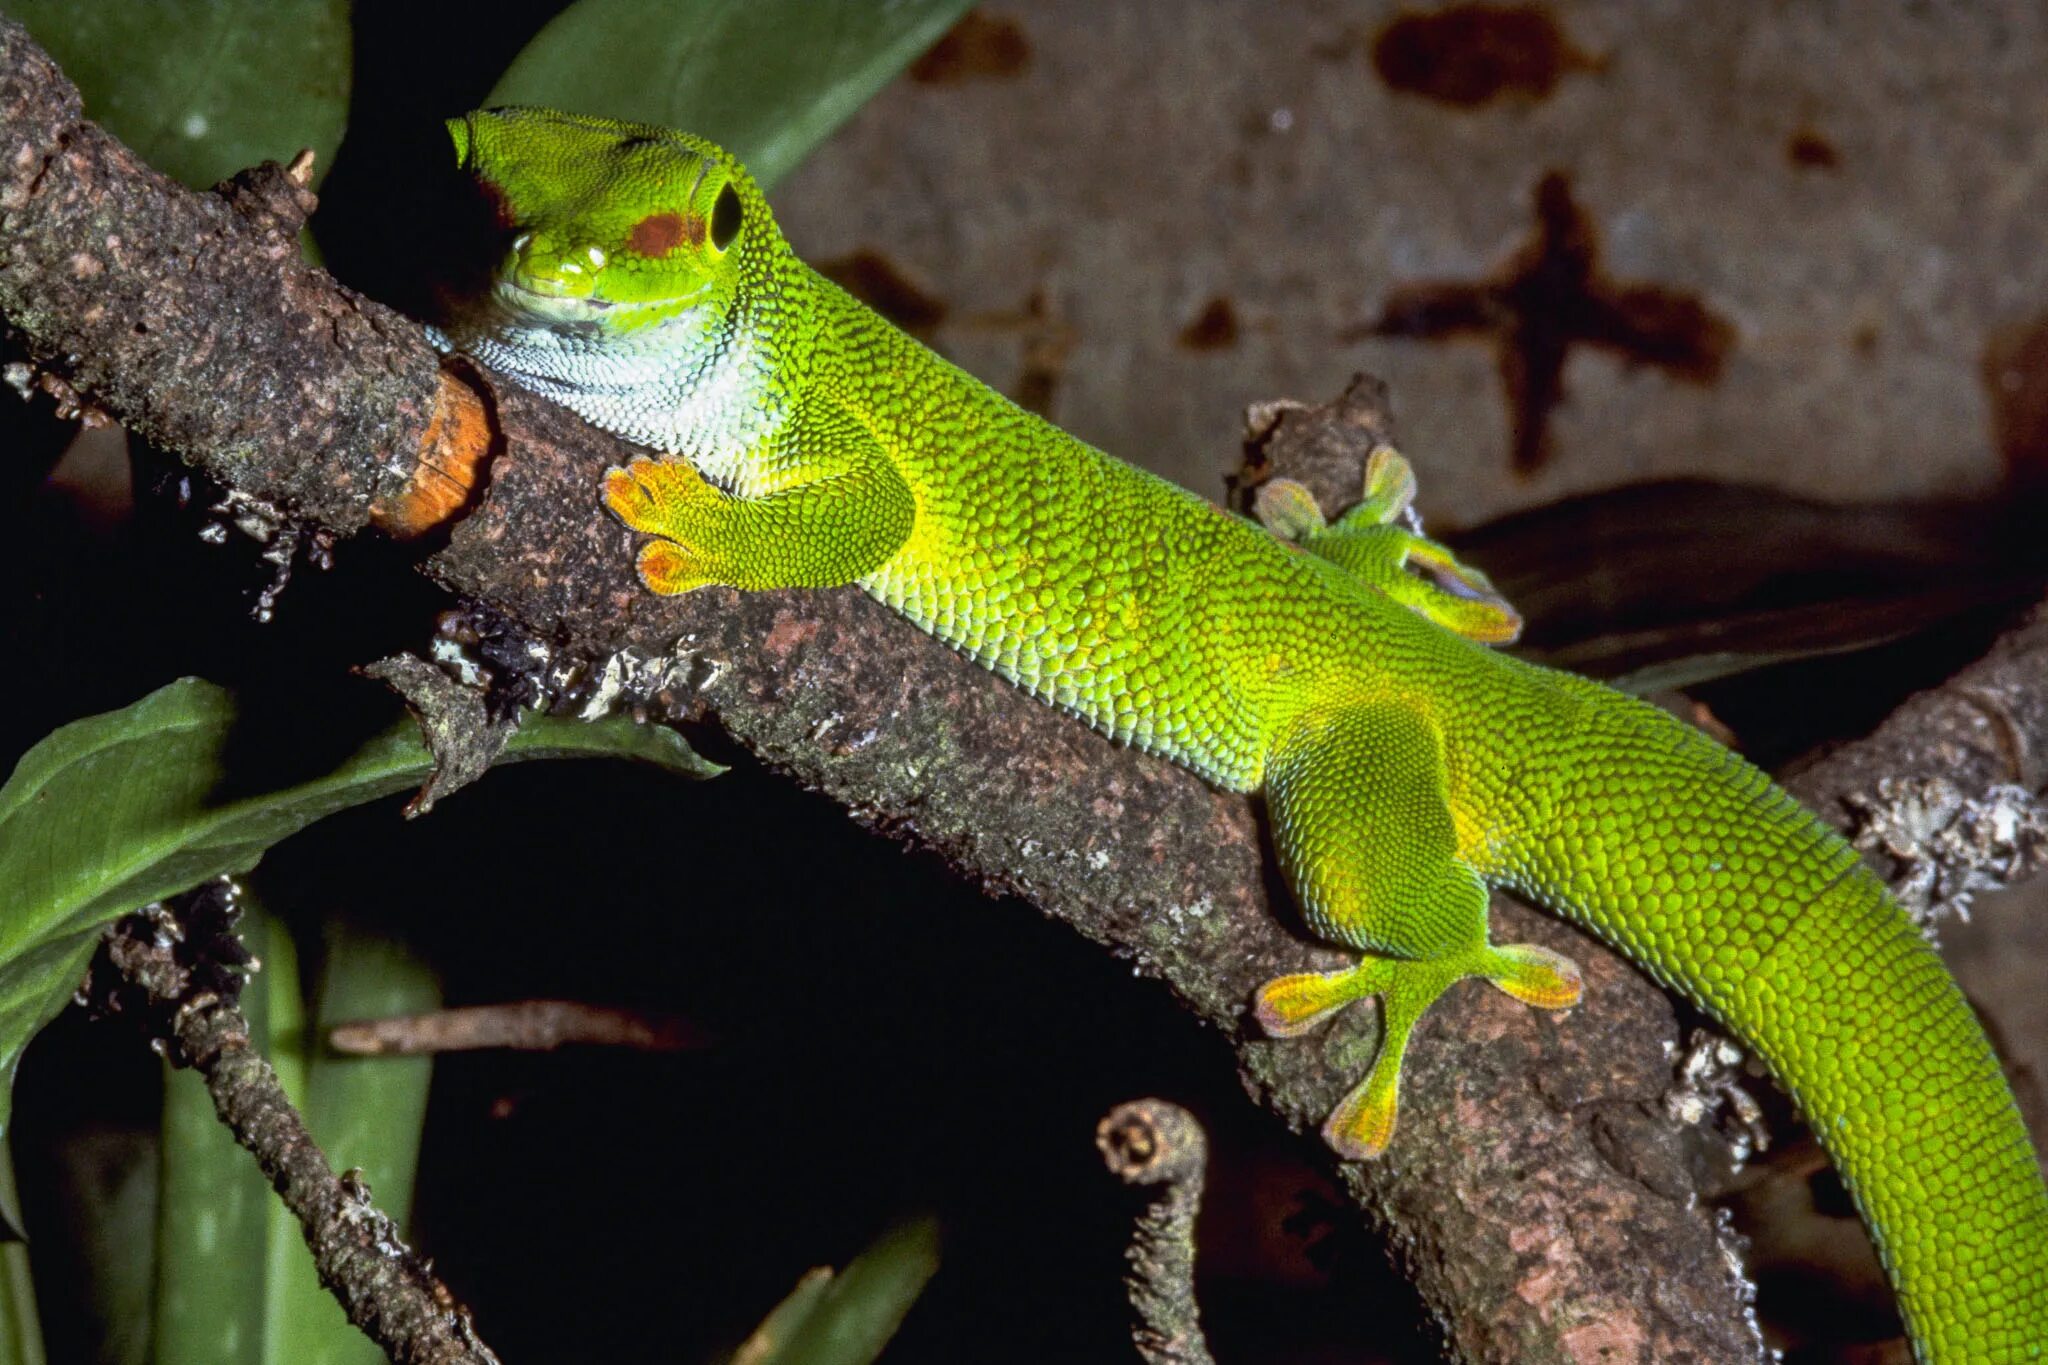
[1323, 1069, 1400, 1161]
[637, 539, 711, 595]
[1255, 964, 1406, 1155]
[1252, 479, 1327, 542]
[1487, 943, 1584, 1011]
[604, 457, 722, 593]
[1356, 444, 1418, 524]
[1264, 943, 1579, 1163]
[601, 457, 662, 529]
[1399, 541, 1523, 644]
[604, 454, 720, 534]
[1253, 969, 1368, 1038]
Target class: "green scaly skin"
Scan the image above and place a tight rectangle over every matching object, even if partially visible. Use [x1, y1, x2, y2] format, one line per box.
[438, 108, 2048, 1361]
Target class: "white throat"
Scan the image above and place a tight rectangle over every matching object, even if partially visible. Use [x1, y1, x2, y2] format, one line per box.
[448, 301, 788, 489]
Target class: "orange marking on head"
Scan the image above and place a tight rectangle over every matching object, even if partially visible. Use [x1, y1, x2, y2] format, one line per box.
[626, 211, 703, 256]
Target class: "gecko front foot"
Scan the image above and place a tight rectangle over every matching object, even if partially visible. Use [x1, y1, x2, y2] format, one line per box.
[1254, 447, 1521, 645]
[631, 539, 714, 594]
[602, 456, 720, 593]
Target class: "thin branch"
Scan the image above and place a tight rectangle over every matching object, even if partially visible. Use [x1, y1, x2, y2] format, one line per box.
[329, 1000, 701, 1055]
[1097, 1100, 1216, 1365]
[4, 19, 2041, 1360]
[87, 889, 499, 1365]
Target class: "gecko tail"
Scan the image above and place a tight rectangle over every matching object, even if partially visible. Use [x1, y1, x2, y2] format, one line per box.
[1725, 868, 2048, 1360]
[1519, 692, 2048, 1361]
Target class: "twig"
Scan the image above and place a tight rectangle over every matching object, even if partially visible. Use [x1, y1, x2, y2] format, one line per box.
[1097, 1100, 1216, 1365]
[86, 887, 500, 1365]
[329, 1000, 701, 1055]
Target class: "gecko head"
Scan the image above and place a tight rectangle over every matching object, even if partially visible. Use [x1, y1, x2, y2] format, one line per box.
[447, 107, 767, 335]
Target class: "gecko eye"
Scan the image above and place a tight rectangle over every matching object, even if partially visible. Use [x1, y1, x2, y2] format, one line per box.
[711, 184, 743, 251]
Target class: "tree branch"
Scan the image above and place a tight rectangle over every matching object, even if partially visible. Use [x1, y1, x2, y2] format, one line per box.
[6, 19, 2040, 1360]
[88, 889, 498, 1365]
[1783, 605, 2048, 930]
[1097, 1099, 1216, 1365]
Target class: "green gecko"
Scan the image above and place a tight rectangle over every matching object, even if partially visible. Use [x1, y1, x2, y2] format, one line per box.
[436, 108, 2048, 1361]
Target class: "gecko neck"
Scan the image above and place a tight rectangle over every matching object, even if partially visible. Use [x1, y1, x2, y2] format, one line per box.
[455, 235, 817, 475]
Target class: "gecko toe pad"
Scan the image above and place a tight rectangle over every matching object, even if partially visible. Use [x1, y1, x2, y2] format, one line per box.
[1253, 479, 1327, 543]
[1254, 964, 1385, 1038]
[1355, 444, 1418, 525]
[602, 457, 667, 532]
[1323, 1066, 1401, 1160]
[636, 539, 711, 595]
[1484, 943, 1584, 1010]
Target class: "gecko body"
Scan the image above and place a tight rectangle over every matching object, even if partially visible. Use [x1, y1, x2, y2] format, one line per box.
[441, 108, 2048, 1362]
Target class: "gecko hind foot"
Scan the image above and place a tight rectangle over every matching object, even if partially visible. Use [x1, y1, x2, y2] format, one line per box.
[1256, 939, 1584, 1159]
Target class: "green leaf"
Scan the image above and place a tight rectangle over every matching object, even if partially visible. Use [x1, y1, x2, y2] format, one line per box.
[0, 677, 719, 1143]
[485, 0, 975, 190]
[156, 1061, 268, 1365]
[0, 1143, 44, 1365]
[731, 1268, 834, 1364]
[265, 924, 438, 1365]
[152, 905, 433, 1365]
[0, 0, 351, 189]
[731, 1217, 940, 1365]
